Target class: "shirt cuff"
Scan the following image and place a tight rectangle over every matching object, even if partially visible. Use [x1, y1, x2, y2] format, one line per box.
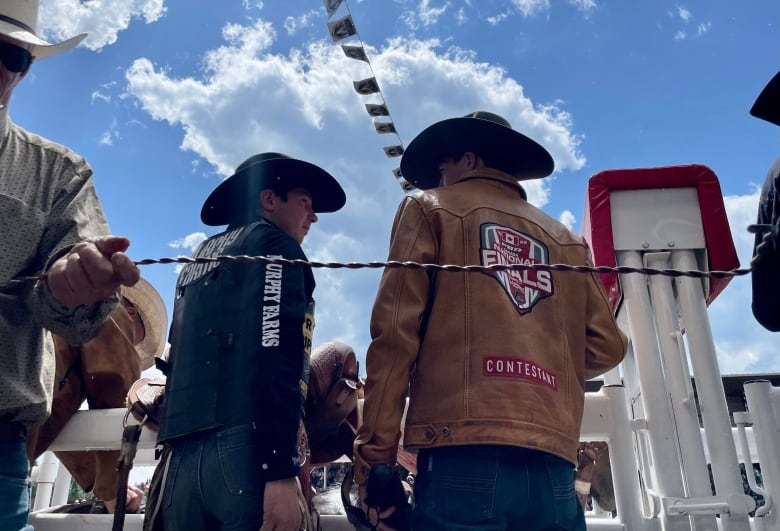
[260, 447, 300, 482]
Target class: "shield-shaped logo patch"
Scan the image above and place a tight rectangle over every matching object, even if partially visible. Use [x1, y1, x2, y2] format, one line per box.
[480, 223, 554, 314]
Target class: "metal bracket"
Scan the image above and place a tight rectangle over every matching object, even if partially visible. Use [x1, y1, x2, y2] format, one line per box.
[663, 494, 756, 516]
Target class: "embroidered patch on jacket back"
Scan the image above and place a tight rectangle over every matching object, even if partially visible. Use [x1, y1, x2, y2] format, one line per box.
[480, 223, 554, 314]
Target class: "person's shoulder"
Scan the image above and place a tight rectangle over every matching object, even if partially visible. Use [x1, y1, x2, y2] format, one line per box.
[768, 156, 780, 184]
[406, 188, 444, 210]
[9, 120, 89, 172]
[246, 221, 305, 257]
[518, 203, 585, 245]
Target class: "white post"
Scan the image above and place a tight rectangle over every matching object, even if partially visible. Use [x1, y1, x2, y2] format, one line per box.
[617, 250, 691, 531]
[744, 380, 780, 530]
[31, 451, 59, 511]
[51, 459, 72, 507]
[671, 250, 752, 530]
[645, 252, 716, 531]
[604, 385, 658, 531]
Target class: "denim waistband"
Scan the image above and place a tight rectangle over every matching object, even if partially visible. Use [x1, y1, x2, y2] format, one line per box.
[419, 444, 562, 465]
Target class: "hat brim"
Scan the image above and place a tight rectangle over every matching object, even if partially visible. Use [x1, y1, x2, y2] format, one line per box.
[121, 278, 168, 371]
[0, 19, 86, 59]
[201, 157, 346, 226]
[751, 71, 780, 127]
[400, 117, 554, 190]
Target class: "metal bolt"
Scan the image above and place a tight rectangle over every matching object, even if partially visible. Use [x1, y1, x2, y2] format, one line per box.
[641, 242, 650, 249]
[668, 241, 675, 247]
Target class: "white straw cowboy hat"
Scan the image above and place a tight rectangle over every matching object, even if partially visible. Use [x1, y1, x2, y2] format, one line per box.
[121, 278, 168, 371]
[0, 0, 86, 59]
[400, 111, 554, 190]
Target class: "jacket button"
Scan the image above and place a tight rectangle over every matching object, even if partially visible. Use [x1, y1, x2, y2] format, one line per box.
[442, 426, 450, 437]
[425, 427, 435, 440]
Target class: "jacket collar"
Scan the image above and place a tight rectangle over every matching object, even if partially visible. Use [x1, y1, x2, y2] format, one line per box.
[450, 167, 528, 201]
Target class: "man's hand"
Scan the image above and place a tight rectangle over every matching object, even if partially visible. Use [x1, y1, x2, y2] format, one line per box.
[47, 236, 140, 307]
[260, 478, 302, 531]
[103, 484, 144, 514]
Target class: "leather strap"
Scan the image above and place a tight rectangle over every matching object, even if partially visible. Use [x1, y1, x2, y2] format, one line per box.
[112, 424, 142, 531]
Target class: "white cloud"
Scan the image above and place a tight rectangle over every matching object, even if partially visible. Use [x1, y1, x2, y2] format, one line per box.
[123, 16, 586, 359]
[668, 5, 710, 41]
[676, 5, 692, 23]
[706, 188, 779, 374]
[91, 91, 111, 104]
[484, 0, 594, 20]
[98, 117, 119, 146]
[284, 9, 320, 36]
[169, 232, 208, 252]
[39, 0, 167, 51]
[402, 0, 450, 29]
[455, 7, 468, 25]
[559, 210, 576, 229]
[569, 0, 597, 10]
[511, 0, 550, 18]
[126, 118, 147, 129]
[169, 232, 208, 274]
[487, 12, 511, 25]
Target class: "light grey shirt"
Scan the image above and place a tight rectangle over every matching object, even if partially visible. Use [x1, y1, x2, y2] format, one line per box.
[0, 107, 116, 426]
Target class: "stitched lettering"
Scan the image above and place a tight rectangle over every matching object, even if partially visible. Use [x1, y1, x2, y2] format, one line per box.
[261, 260, 283, 346]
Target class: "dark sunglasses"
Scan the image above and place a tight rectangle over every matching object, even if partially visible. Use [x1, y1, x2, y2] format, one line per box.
[0, 42, 33, 73]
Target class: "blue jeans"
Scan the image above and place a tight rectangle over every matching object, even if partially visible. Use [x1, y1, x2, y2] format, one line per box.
[161, 424, 265, 531]
[412, 445, 586, 531]
[0, 422, 33, 531]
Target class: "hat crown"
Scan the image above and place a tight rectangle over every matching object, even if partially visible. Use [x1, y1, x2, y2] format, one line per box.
[463, 111, 512, 129]
[235, 152, 291, 175]
[201, 152, 345, 225]
[400, 109, 554, 189]
[0, 0, 40, 36]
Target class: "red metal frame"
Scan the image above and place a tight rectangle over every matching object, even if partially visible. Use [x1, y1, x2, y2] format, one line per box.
[582, 164, 739, 311]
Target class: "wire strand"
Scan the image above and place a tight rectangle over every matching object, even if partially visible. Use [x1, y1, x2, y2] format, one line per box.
[2, 224, 773, 290]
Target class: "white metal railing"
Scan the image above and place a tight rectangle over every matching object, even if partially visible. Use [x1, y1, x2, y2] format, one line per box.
[28, 385, 779, 531]
[29, 170, 780, 531]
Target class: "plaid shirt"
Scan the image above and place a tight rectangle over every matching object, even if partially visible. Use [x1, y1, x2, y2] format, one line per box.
[0, 108, 115, 426]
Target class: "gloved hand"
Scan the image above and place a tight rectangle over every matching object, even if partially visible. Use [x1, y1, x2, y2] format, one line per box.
[362, 464, 412, 531]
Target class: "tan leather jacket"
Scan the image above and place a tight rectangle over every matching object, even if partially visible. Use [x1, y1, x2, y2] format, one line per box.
[354, 168, 627, 483]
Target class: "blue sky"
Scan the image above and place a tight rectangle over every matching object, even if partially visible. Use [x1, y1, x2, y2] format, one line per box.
[19, 0, 779, 378]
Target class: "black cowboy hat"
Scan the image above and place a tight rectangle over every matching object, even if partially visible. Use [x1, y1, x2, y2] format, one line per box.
[751, 71, 780, 127]
[400, 111, 554, 190]
[201, 152, 346, 226]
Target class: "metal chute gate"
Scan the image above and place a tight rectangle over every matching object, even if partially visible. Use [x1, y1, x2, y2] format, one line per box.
[28, 164, 780, 531]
